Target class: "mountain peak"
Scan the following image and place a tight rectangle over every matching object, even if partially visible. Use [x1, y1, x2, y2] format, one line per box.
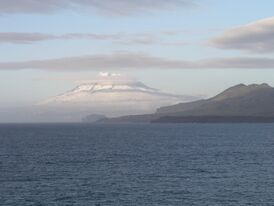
[228, 83, 271, 89]
[157, 82, 274, 117]
[247, 83, 271, 88]
[212, 83, 272, 101]
[39, 73, 199, 117]
[234, 83, 246, 88]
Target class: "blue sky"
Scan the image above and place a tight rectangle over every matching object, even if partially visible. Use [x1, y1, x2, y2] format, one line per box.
[1, 0, 274, 106]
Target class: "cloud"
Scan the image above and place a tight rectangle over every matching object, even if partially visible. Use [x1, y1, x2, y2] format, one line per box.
[0, 0, 197, 16]
[0, 32, 57, 44]
[0, 32, 158, 45]
[210, 17, 274, 53]
[0, 32, 190, 46]
[1, 52, 274, 71]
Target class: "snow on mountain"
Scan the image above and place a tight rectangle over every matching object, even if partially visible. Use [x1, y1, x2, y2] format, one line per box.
[38, 73, 198, 119]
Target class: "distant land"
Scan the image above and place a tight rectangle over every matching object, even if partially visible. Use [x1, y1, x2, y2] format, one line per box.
[82, 114, 107, 123]
[0, 73, 200, 123]
[36, 73, 198, 121]
[91, 83, 274, 123]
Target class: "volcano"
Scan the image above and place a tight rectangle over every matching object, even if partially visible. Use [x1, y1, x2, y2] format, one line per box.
[38, 73, 198, 121]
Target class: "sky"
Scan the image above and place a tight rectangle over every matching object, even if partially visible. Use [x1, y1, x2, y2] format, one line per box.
[1, 0, 274, 106]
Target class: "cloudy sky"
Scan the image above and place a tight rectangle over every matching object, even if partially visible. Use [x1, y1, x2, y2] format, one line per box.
[1, 0, 274, 106]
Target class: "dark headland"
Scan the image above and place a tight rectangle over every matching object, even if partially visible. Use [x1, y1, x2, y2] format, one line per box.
[85, 83, 274, 123]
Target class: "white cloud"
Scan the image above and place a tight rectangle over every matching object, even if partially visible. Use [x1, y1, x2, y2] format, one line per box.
[210, 17, 274, 53]
[99, 72, 121, 77]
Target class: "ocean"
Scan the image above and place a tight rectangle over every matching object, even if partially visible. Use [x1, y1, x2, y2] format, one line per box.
[1, 123, 274, 205]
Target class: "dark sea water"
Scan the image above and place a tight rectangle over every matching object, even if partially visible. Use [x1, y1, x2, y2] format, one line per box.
[1, 123, 274, 206]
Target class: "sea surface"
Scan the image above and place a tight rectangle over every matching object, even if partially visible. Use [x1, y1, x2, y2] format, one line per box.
[1, 123, 274, 205]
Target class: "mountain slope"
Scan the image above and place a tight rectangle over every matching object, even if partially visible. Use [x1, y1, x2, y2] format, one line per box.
[100, 83, 274, 123]
[42, 80, 186, 106]
[39, 73, 198, 119]
[156, 83, 274, 117]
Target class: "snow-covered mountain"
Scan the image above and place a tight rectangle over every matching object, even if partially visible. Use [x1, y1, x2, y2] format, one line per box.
[38, 73, 198, 119]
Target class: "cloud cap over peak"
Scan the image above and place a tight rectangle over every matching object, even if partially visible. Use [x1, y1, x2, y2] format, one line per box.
[210, 17, 274, 53]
